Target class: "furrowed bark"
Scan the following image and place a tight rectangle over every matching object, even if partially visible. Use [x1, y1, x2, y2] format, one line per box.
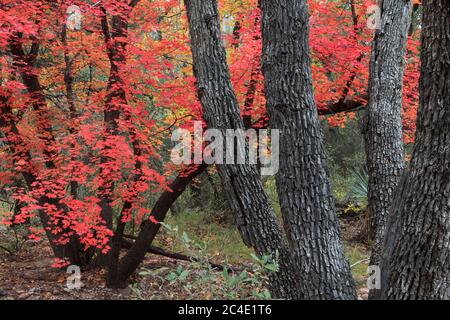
[261, 0, 356, 299]
[183, 0, 301, 299]
[110, 3, 266, 286]
[379, 0, 449, 300]
[363, 0, 412, 280]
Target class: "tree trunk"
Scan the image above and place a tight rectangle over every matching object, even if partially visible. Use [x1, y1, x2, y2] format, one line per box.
[260, 0, 356, 299]
[7, 38, 86, 265]
[98, 7, 130, 236]
[183, 0, 301, 299]
[363, 0, 412, 275]
[97, 4, 146, 283]
[62, 24, 79, 199]
[111, 163, 207, 288]
[379, 0, 449, 300]
[0, 90, 72, 261]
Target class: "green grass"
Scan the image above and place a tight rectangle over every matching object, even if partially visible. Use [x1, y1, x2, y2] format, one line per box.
[345, 243, 370, 287]
[155, 210, 253, 264]
[156, 210, 369, 288]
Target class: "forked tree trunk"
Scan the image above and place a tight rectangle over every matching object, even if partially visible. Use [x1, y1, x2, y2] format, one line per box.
[379, 0, 449, 300]
[97, 3, 147, 284]
[183, 0, 301, 299]
[363, 0, 412, 275]
[111, 163, 207, 288]
[260, 0, 356, 299]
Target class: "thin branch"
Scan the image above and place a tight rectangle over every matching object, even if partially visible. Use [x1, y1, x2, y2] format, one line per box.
[0, 198, 13, 205]
[0, 244, 13, 255]
[121, 238, 243, 273]
[129, 0, 140, 8]
[27, 39, 40, 63]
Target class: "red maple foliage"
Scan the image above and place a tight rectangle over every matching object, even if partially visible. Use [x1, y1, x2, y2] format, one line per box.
[0, 0, 420, 266]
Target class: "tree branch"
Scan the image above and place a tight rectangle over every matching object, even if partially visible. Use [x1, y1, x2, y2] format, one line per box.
[121, 238, 242, 272]
[252, 97, 366, 129]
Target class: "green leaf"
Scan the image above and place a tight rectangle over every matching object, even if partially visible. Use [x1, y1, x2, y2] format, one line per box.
[221, 267, 229, 279]
[182, 231, 191, 244]
[166, 272, 178, 282]
[264, 263, 279, 272]
[179, 270, 190, 281]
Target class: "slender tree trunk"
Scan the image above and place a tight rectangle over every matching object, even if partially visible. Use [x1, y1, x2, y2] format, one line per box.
[379, 0, 449, 300]
[7, 38, 85, 265]
[183, 0, 301, 299]
[61, 24, 80, 199]
[260, 0, 356, 299]
[363, 0, 413, 277]
[98, 7, 130, 234]
[96, 4, 138, 271]
[0, 90, 65, 257]
[97, 3, 147, 283]
[112, 163, 207, 287]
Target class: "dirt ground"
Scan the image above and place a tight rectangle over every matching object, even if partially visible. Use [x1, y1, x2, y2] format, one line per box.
[0, 213, 370, 300]
[0, 240, 185, 300]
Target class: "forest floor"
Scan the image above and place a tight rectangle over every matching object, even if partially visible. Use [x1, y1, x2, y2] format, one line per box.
[0, 209, 370, 300]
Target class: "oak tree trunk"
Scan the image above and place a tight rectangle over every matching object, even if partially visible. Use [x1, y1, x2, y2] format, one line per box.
[379, 0, 449, 300]
[363, 0, 412, 273]
[183, 0, 302, 299]
[260, 0, 356, 299]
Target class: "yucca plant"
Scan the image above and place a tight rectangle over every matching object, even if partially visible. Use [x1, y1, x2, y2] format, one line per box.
[348, 167, 368, 204]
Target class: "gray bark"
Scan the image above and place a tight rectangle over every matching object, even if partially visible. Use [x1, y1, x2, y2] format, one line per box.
[380, 0, 449, 300]
[363, 0, 412, 273]
[260, 0, 356, 299]
[183, 0, 301, 299]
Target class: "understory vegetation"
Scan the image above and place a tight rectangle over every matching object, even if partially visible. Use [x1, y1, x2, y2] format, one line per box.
[1, 120, 371, 299]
